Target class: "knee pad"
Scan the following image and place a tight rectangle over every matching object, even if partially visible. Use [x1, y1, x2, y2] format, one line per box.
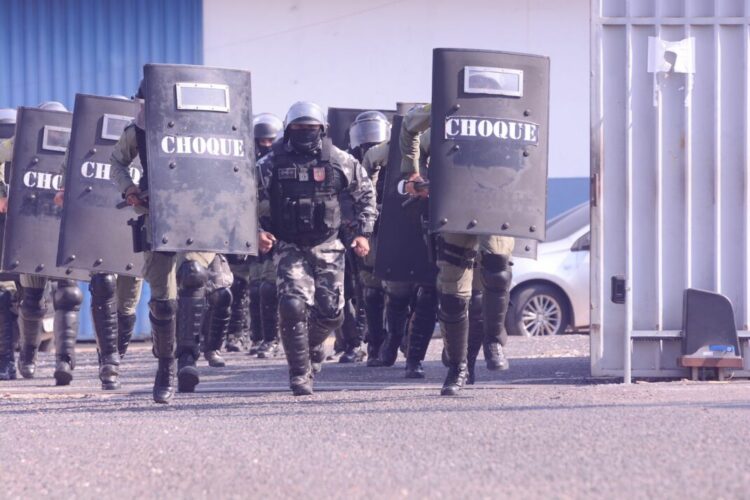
[149, 299, 177, 322]
[177, 260, 208, 291]
[53, 281, 84, 311]
[480, 253, 512, 292]
[278, 296, 307, 324]
[414, 286, 438, 312]
[20, 287, 46, 320]
[438, 293, 469, 323]
[208, 287, 232, 310]
[259, 280, 277, 303]
[89, 273, 117, 298]
[314, 289, 341, 320]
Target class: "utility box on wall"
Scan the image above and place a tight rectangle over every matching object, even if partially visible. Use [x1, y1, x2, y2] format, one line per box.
[591, 0, 750, 380]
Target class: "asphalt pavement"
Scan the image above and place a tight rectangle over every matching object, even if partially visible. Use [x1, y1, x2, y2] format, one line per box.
[1, 334, 748, 499]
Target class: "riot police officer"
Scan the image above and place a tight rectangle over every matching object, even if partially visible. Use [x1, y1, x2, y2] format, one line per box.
[110, 84, 234, 403]
[400, 104, 513, 396]
[257, 101, 377, 395]
[0, 109, 18, 380]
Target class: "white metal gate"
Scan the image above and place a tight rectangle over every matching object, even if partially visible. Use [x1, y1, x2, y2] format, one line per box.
[591, 0, 750, 380]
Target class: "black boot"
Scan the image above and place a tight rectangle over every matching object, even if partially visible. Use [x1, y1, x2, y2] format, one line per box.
[363, 287, 386, 366]
[202, 287, 231, 368]
[405, 286, 438, 379]
[53, 280, 83, 386]
[225, 275, 249, 352]
[380, 292, 411, 367]
[480, 253, 511, 371]
[117, 313, 136, 358]
[90, 275, 121, 390]
[278, 296, 313, 395]
[176, 261, 207, 393]
[17, 287, 46, 379]
[257, 280, 280, 359]
[149, 299, 177, 404]
[439, 293, 469, 396]
[247, 279, 263, 355]
[466, 290, 484, 385]
[0, 289, 17, 380]
[308, 307, 343, 374]
[337, 297, 364, 363]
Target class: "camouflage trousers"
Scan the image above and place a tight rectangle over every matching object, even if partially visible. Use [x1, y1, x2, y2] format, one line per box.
[143, 251, 233, 301]
[20, 274, 142, 315]
[274, 238, 345, 314]
[436, 233, 514, 299]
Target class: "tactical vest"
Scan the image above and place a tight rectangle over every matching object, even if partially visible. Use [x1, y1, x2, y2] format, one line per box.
[135, 126, 149, 190]
[269, 139, 347, 247]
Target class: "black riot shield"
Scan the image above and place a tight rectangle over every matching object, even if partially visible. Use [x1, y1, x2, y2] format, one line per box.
[57, 94, 144, 276]
[429, 48, 550, 241]
[1, 107, 88, 280]
[327, 107, 395, 150]
[142, 64, 257, 254]
[374, 115, 437, 283]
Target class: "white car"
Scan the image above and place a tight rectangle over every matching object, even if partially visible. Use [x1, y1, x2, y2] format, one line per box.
[507, 203, 590, 336]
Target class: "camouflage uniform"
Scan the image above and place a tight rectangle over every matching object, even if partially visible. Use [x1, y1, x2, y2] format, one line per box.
[111, 123, 234, 401]
[258, 139, 377, 394]
[400, 104, 514, 394]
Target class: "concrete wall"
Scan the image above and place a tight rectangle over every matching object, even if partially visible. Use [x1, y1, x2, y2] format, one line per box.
[203, 0, 589, 178]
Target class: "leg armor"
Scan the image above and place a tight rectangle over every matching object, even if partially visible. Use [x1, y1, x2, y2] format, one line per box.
[17, 286, 46, 379]
[257, 280, 280, 358]
[0, 289, 17, 380]
[438, 293, 469, 396]
[90, 274, 120, 390]
[278, 296, 313, 395]
[226, 275, 249, 352]
[202, 286, 232, 368]
[176, 260, 208, 392]
[480, 253, 511, 371]
[467, 290, 484, 385]
[405, 285, 438, 379]
[380, 292, 411, 367]
[53, 280, 83, 386]
[149, 299, 177, 404]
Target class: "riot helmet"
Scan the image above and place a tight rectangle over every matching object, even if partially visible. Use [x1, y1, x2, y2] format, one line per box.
[253, 113, 283, 158]
[284, 101, 327, 153]
[0, 108, 16, 125]
[349, 110, 390, 160]
[38, 101, 68, 112]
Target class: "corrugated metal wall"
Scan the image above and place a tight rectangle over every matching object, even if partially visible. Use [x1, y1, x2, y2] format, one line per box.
[591, 0, 750, 379]
[0, 0, 202, 340]
[0, 0, 203, 108]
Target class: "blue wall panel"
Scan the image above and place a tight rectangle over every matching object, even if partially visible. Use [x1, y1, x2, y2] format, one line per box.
[0, 0, 203, 109]
[0, 0, 202, 340]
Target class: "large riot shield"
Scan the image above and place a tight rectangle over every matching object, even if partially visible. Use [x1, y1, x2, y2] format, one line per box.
[429, 48, 550, 241]
[374, 115, 437, 283]
[327, 107, 395, 150]
[143, 63, 257, 254]
[57, 94, 144, 276]
[1, 107, 88, 280]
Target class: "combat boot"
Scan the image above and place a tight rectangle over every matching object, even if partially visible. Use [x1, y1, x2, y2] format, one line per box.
[90, 275, 121, 390]
[380, 292, 411, 367]
[0, 290, 17, 380]
[480, 253, 512, 371]
[439, 293, 470, 396]
[117, 313, 136, 358]
[247, 279, 263, 355]
[149, 299, 177, 404]
[258, 280, 279, 359]
[278, 296, 313, 396]
[257, 340, 280, 358]
[176, 261, 208, 393]
[202, 288, 231, 368]
[339, 345, 365, 363]
[53, 280, 83, 386]
[466, 290, 484, 385]
[17, 287, 46, 379]
[308, 309, 343, 374]
[405, 286, 438, 379]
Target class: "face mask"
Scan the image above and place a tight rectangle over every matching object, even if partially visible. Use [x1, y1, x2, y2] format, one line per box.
[256, 143, 272, 158]
[288, 128, 322, 153]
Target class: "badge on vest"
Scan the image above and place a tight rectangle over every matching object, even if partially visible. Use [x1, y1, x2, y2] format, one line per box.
[298, 168, 310, 182]
[278, 167, 296, 180]
[313, 167, 326, 182]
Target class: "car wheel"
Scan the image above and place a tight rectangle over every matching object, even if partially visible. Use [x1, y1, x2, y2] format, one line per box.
[507, 284, 569, 337]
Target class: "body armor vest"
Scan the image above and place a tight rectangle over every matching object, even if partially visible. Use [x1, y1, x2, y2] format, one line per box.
[269, 139, 347, 247]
